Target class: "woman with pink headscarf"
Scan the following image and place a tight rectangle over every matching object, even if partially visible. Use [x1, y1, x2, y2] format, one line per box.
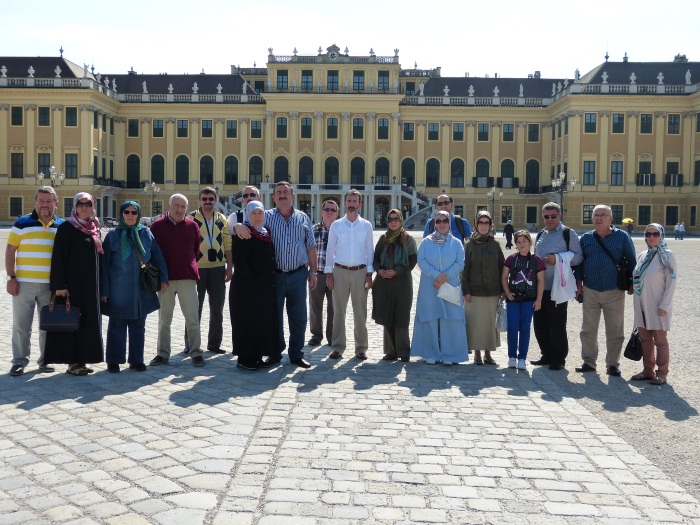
[44, 192, 104, 375]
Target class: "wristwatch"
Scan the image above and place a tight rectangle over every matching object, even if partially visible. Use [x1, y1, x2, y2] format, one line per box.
[7, 275, 16, 281]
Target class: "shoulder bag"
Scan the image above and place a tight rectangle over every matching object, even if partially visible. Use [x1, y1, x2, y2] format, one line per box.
[593, 232, 631, 291]
[129, 236, 160, 292]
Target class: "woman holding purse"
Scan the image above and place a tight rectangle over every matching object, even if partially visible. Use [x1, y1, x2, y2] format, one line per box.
[411, 210, 468, 365]
[101, 201, 168, 372]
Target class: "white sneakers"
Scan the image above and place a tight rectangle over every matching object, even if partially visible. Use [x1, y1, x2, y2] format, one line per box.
[509, 358, 527, 370]
[508, 357, 517, 368]
[517, 359, 527, 370]
[425, 358, 436, 365]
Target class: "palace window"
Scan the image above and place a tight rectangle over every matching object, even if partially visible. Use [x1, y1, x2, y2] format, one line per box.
[406, 82, 415, 95]
[11, 107, 23, 126]
[378, 118, 389, 140]
[177, 119, 188, 138]
[277, 70, 288, 90]
[528, 123, 539, 142]
[583, 161, 596, 185]
[668, 114, 680, 134]
[276, 117, 287, 139]
[301, 117, 312, 139]
[153, 119, 164, 138]
[327, 117, 338, 139]
[426, 159, 440, 187]
[226, 120, 237, 138]
[638, 205, 651, 225]
[128, 119, 139, 137]
[453, 123, 464, 141]
[65, 107, 78, 127]
[583, 204, 595, 224]
[327, 70, 339, 91]
[175, 155, 189, 184]
[251, 120, 262, 139]
[612, 113, 625, 134]
[37, 153, 51, 178]
[403, 122, 414, 141]
[450, 159, 464, 188]
[201, 119, 213, 138]
[611, 205, 623, 224]
[584, 113, 597, 133]
[10, 153, 23, 178]
[301, 70, 313, 90]
[352, 118, 364, 139]
[477, 123, 489, 141]
[353, 70, 364, 90]
[640, 113, 653, 134]
[428, 123, 439, 141]
[224, 156, 238, 185]
[378, 70, 390, 91]
[151, 155, 165, 184]
[503, 123, 514, 142]
[665, 206, 679, 226]
[38, 107, 50, 127]
[65, 153, 78, 179]
[611, 161, 624, 186]
[10, 197, 22, 217]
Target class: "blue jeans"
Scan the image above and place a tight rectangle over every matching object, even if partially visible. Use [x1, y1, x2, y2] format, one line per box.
[106, 317, 146, 365]
[506, 301, 534, 360]
[274, 268, 308, 361]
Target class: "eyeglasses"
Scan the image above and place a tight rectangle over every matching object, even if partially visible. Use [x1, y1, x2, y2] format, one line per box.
[645, 231, 661, 238]
[242, 192, 258, 199]
[123, 210, 138, 216]
[76, 201, 92, 208]
[543, 214, 559, 220]
[436, 201, 450, 206]
[201, 197, 216, 202]
[323, 207, 337, 213]
[477, 220, 491, 225]
[387, 217, 401, 223]
[435, 218, 449, 224]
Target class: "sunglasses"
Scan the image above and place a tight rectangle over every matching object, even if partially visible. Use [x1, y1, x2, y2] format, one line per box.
[323, 207, 337, 213]
[201, 197, 216, 202]
[543, 214, 558, 219]
[242, 192, 258, 199]
[76, 201, 93, 208]
[435, 218, 449, 224]
[645, 231, 661, 238]
[387, 217, 401, 223]
[123, 210, 138, 216]
[477, 220, 491, 225]
[436, 201, 450, 206]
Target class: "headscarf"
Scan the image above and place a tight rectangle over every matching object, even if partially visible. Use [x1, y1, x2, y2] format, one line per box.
[380, 209, 410, 269]
[68, 192, 103, 254]
[116, 201, 146, 261]
[427, 210, 451, 244]
[471, 210, 493, 244]
[633, 223, 676, 295]
[244, 200, 271, 243]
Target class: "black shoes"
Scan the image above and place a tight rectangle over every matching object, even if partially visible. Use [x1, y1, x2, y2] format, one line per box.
[192, 356, 205, 367]
[575, 363, 596, 373]
[9, 365, 24, 377]
[530, 359, 552, 366]
[606, 365, 622, 377]
[307, 338, 322, 347]
[260, 356, 282, 368]
[107, 363, 121, 373]
[149, 356, 168, 366]
[208, 348, 227, 355]
[291, 358, 311, 368]
[237, 362, 258, 370]
[129, 363, 147, 372]
[548, 363, 565, 371]
[38, 364, 55, 373]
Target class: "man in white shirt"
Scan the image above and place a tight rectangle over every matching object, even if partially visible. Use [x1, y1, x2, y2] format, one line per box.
[325, 190, 374, 360]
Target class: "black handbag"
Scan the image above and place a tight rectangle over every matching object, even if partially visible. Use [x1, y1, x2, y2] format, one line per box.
[594, 233, 632, 291]
[624, 327, 643, 361]
[39, 294, 81, 332]
[129, 237, 160, 292]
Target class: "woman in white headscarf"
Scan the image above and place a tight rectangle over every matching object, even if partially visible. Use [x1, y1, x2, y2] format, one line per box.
[411, 210, 468, 365]
[230, 201, 279, 370]
[630, 223, 678, 385]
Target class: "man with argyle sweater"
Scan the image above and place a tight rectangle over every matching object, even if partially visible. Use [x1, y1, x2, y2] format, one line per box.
[186, 187, 233, 354]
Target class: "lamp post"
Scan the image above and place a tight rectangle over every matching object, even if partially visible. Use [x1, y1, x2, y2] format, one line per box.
[37, 166, 65, 188]
[143, 182, 161, 217]
[486, 186, 503, 221]
[551, 171, 577, 218]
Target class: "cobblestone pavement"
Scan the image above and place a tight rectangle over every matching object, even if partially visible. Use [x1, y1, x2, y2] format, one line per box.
[1, 229, 699, 524]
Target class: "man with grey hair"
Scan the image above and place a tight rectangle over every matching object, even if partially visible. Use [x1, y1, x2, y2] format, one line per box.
[6, 186, 64, 376]
[149, 194, 205, 366]
[531, 202, 583, 370]
[576, 204, 636, 376]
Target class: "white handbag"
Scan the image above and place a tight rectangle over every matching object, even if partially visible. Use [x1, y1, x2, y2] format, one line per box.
[437, 282, 462, 306]
[496, 300, 508, 331]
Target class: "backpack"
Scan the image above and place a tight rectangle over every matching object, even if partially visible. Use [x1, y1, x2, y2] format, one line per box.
[507, 253, 538, 301]
[536, 226, 582, 280]
[429, 214, 466, 241]
[236, 210, 243, 223]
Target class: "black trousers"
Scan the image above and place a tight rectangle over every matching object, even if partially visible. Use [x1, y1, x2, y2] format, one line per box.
[533, 290, 569, 365]
[185, 266, 226, 351]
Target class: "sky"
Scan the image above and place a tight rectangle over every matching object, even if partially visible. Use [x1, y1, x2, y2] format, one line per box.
[2, 0, 698, 80]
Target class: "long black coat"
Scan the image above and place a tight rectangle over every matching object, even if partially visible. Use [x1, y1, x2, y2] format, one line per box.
[44, 222, 104, 364]
[230, 233, 278, 366]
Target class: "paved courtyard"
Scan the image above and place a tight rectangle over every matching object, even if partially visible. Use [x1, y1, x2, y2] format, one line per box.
[1, 229, 699, 525]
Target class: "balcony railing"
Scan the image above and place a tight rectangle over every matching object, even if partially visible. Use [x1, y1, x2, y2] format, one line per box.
[93, 177, 126, 188]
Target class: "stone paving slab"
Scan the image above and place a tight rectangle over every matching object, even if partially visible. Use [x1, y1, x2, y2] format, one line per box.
[0, 230, 699, 524]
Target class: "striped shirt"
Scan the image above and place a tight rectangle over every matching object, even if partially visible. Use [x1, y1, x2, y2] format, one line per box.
[264, 208, 316, 271]
[7, 211, 65, 283]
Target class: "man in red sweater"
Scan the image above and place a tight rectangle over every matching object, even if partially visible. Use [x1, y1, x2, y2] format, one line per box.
[149, 194, 205, 367]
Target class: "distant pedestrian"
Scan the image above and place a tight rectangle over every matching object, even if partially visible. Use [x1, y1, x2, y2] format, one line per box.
[679, 222, 685, 240]
[674, 223, 680, 240]
[630, 224, 677, 385]
[503, 220, 515, 249]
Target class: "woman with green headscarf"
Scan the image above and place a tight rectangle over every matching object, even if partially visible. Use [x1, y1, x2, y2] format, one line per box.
[371, 209, 418, 362]
[100, 201, 168, 372]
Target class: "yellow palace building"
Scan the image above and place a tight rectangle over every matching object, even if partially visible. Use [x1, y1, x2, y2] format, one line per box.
[0, 45, 698, 233]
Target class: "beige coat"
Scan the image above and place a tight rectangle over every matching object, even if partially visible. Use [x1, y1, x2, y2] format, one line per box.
[632, 250, 677, 331]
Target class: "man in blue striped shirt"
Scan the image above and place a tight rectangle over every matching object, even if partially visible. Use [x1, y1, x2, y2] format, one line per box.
[576, 205, 636, 377]
[234, 182, 317, 368]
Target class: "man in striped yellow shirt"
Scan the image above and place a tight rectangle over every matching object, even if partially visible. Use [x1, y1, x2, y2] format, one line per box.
[5, 186, 65, 376]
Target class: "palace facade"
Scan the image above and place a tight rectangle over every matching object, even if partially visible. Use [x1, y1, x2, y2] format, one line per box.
[0, 45, 698, 232]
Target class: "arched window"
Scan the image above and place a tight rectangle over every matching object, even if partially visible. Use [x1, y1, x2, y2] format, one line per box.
[200, 155, 213, 185]
[325, 157, 339, 184]
[350, 157, 365, 185]
[426, 158, 440, 187]
[526, 159, 540, 190]
[249, 156, 263, 185]
[224, 156, 238, 185]
[475, 158, 490, 178]
[299, 157, 313, 184]
[401, 158, 415, 187]
[126, 154, 141, 188]
[375, 157, 390, 185]
[175, 155, 189, 184]
[501, 159, 515, 179]
[374, 197, 389, 228]
[151, 155, 164, 184]
[450, 159, 465, 188]
[274, 156, 288, 182]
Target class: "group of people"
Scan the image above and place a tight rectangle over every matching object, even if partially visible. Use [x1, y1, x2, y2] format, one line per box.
[6, 187, 678, 385]
[674, 222, 686, 240]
